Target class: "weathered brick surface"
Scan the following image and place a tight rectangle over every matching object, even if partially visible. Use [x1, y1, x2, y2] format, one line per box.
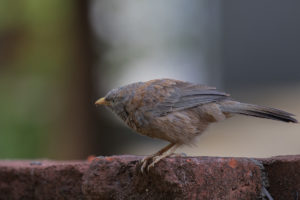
[261, 155, 300, 200]
[3, 155, 300, 199]
[82, 156, 263, 200]
[0, 161, 89, 200]
[0, 156, 264, 200]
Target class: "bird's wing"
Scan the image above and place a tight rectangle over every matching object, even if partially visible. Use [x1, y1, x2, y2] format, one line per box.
[141, 79, 230, 117]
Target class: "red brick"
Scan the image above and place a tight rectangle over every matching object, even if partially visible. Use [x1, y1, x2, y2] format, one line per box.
[0, 160, 89, 199]
[0, 156, 267, 199]
[261, 155, 300, 200]
[82, 156, 263, 199]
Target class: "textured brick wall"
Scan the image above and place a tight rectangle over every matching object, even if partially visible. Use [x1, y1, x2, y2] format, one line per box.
[0, 155, 299, 199]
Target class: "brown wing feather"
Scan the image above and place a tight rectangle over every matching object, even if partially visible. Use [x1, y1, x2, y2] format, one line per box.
[135, 79, 230, 117]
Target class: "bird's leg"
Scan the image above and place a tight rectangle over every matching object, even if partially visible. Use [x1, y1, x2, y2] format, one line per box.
[140, 143, 175, 173]
[147, 143, 180, 171]
[141, 143, 175, 164]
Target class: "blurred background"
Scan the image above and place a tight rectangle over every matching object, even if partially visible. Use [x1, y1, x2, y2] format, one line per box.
[0, 0, 299, 160]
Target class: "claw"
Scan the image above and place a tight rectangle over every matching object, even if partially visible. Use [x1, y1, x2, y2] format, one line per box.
[140, 156, 147, 164]
[147, 161, 155, 171]
[140, 159, 147, 173]
[145, 155, 159, 171]
[140, 155, 153, 173]
[146, 155, 165, 171]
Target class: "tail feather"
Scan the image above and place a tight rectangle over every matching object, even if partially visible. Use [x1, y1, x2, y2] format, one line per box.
[221, 102, 298, 123]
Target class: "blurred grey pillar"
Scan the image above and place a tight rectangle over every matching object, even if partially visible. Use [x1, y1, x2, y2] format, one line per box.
[90, 0, 223, 154]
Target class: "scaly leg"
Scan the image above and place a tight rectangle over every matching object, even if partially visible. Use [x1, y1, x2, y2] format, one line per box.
[147, 143, 180, 171]
[140, 143, 175, 173]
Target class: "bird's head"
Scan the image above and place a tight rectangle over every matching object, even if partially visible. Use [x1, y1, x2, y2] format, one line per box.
[95, 82, 144, 120]
[96, 87, 124, 107]
[95, 86, 133, 121]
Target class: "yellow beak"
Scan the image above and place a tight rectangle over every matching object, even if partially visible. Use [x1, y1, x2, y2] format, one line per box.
[95, 97, 109, 106]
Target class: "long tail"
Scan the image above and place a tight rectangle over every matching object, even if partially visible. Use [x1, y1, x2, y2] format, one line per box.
[220, 101, 298, 123]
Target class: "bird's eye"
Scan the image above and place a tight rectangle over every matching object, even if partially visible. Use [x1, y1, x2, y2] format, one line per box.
[111, 98, 117, 104]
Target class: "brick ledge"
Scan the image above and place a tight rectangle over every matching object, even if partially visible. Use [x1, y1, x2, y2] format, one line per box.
[1, 155, 300, 199]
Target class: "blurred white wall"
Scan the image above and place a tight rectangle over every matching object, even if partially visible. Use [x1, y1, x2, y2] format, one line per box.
[90, 0, 222, 89]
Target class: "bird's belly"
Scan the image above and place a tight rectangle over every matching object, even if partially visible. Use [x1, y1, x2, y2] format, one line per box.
[139, 111, 209, 144]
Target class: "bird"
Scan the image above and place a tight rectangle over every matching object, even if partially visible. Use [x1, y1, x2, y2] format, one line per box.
[95, 78, 298, 172]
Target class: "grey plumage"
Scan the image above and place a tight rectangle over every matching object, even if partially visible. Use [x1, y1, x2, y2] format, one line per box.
[96, 78, 298, 172]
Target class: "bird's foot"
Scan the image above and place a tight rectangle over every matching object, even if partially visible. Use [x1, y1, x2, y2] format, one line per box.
[146, 154, 166, 171]
[140, 155, 154, 173]
[140, 154, 166, 173]
[139, 143, 180, 173]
